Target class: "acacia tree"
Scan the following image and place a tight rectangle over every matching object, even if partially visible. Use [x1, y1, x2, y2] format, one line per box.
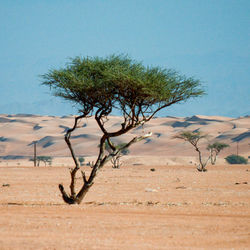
[30, 156, 52, 166]
[42, 54, 204, 204]
[207, 142, 229, 165]
[37, 156, 53, 166]
[175, 131, 209, 172]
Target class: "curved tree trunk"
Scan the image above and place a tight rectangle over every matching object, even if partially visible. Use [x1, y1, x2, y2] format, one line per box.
[210, 150, 218, 165]
[195, 147, 209, 172]
[58, 114, 152, 204]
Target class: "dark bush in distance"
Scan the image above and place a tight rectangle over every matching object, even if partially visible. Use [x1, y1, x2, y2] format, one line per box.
[225, 154, 248, 164]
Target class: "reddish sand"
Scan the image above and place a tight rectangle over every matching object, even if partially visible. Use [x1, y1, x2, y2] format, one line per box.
[0, 164, 249, 249]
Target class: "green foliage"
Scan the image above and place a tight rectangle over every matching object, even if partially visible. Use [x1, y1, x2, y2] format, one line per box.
[225, 155, 248, 164]
[41, 54, 204, 118]
[175, 131, 207, 146]
[32, 156, 53, 166]
[37, 156, 52, 161]
[207, 142, 229, 153]
[78, 157, 85, 166]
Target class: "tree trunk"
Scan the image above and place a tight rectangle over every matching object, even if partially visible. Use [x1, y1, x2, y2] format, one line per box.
[58, 120, 152, 204]
[211, 150, 218, 165]
[59, 175, 93, 204]
[211, 155, 216, 165]
[196, 147, 208, 172]
[34, 141, 37, 167]
[111, 155, 121, 168]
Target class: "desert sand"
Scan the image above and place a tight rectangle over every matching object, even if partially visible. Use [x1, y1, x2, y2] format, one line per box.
[0, 164, 249, 249]
[0, 114, 249, 249]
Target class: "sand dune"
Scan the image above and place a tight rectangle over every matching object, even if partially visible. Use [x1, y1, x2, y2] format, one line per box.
[0, 114, 249, 165]
[232, 131, 250, 142]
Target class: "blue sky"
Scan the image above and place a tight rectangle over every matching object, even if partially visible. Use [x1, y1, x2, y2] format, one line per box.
[0, 0, 249, 117]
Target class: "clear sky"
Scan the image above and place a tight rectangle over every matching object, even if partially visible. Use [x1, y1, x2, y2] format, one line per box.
[0, 0, 249, 117]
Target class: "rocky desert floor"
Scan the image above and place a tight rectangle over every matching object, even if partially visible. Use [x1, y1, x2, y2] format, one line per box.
[0, 164, 249, 249]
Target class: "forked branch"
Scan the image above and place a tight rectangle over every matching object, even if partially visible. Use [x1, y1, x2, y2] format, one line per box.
[59, 114, 88, 202]
[59, 128, 152, 204]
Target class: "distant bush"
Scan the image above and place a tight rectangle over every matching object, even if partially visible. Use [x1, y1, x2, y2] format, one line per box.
[225, 154, 248, 164]
[78, 157, 85, 166]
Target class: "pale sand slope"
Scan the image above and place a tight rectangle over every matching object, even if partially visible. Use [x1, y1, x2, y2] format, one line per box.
[0, 114, 249, 166]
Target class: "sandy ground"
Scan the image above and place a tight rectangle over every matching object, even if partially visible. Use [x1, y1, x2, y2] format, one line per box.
[0, 164, 249, 249]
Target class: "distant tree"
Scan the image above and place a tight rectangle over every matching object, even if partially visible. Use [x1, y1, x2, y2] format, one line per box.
[225, 154, 248, 164]
[104, 141, 130, 168]
[37, 156, 53, 166]
[78, 157, 85, 166]
[207, 142, 229, 165]
[174, 131, 209, 172]
[42, 54, 204, 204]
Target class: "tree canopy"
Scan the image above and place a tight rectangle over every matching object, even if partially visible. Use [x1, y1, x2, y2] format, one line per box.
[175, 131, 208, 147]
[207, 142, 229, 154]
[42, 54, 204, 126]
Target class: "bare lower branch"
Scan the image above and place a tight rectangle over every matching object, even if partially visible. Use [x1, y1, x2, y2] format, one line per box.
[62, 114, 88, 200]
[102, 132, 152, 166]
[58, 184, 75, 204]
[65, 114, 86, 167]
[107, 137, 116, 151]
[81, 171, 88, 185]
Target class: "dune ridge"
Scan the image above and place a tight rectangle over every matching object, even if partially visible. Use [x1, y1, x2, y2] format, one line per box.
[0, 114, 249, 166]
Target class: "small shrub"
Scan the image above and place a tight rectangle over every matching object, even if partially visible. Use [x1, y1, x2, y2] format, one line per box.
[78, 157, 85, 166]
[225, 154, 248, 164]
